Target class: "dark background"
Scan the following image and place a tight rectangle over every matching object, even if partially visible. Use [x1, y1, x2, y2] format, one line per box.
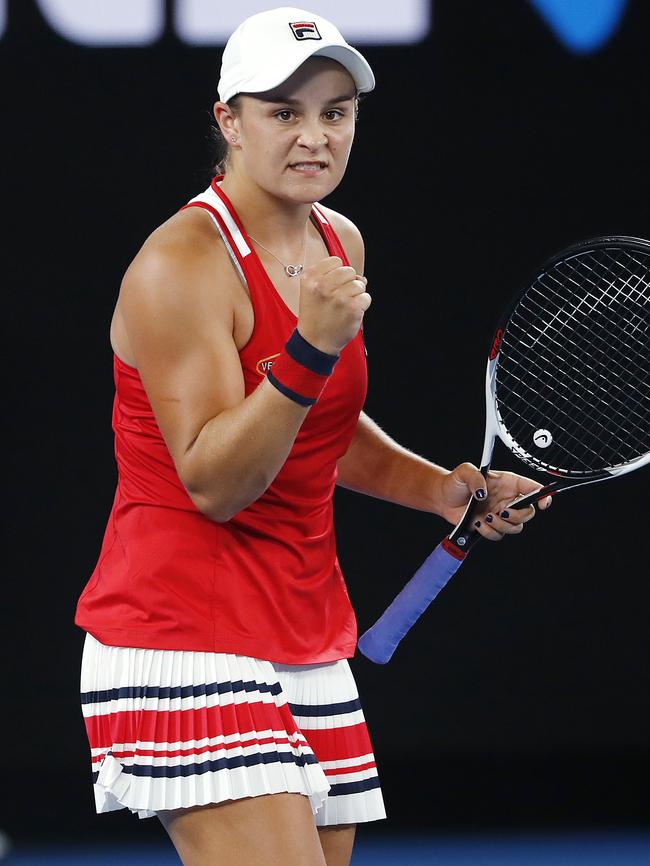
[3, 0, 649, 847]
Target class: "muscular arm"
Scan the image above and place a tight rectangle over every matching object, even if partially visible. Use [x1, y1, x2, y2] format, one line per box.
[120, 214, 310, 523]
[336, 411, 451, 517]
[120, 208, 368, 523]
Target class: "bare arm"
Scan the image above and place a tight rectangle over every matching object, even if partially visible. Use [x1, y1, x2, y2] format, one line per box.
[120, 219, 310, 521]
[119, 210, 369, 523]
[336, 411, 450, 515]
[321, 216, 452, 514]
[323, 209, 549, 539]
[336, 412, 553, 539]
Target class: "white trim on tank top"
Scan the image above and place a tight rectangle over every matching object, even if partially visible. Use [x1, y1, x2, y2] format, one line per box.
[187, 185, 252, 258]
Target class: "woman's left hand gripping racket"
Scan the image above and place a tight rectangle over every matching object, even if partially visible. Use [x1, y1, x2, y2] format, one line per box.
[358, 235, 650, 664]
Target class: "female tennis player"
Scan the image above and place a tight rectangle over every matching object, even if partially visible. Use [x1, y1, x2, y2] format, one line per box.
[74, 7, 551, 866]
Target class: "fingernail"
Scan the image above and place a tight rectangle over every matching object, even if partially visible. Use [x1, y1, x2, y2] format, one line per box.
[474, 520, 481, 528]
[475, 488, 487, 500]
[500, 510, 510, 519]
[485, 514, 493, 524]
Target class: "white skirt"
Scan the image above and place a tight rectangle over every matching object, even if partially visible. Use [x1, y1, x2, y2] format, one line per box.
[80, 633, 386, 826]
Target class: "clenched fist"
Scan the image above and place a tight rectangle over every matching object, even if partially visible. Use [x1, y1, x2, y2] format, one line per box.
[297, 256, 371, 356]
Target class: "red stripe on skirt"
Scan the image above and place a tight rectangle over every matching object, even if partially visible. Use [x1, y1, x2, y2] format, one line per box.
[84, 697, 301, 751]
[324, 759, 377, 776]
[300, 723, 373, 763]
[101, 733, 300, 762]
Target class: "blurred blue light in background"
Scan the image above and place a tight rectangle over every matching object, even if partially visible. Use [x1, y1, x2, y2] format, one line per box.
[528, 0, 628, 53]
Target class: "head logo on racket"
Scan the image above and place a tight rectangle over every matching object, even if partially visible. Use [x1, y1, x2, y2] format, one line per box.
[533, 429, 553, 448]
[358, 235, 650, 665]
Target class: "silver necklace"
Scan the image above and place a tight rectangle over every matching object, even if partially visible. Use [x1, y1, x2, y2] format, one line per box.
[248, 224, 308, 277]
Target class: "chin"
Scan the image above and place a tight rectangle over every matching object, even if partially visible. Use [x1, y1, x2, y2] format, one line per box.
[283, 172, 340, 203]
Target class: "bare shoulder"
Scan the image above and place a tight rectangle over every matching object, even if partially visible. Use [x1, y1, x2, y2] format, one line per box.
[123, 206, 238, 303]
[114, 205, 250, 499]
[314, 203, 365, 274]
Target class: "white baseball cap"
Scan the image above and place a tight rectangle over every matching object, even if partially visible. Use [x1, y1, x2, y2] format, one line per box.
[217, 7, 375, 103]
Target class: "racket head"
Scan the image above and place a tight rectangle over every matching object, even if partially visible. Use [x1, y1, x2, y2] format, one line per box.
[486, 235, 650, 480]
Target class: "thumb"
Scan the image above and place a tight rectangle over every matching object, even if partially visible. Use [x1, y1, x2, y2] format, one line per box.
[512, 475, 554, 510]
[452, 462, 487, 501]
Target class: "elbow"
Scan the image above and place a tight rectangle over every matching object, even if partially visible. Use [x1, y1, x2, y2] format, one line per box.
[187, 488, 236, 523]
[205, 504, 239, 524]
[186, 473, 272, 523]
[181, 462, 239, 523]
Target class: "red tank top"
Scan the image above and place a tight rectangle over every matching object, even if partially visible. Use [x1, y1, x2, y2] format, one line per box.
[74, 178, 367, 663]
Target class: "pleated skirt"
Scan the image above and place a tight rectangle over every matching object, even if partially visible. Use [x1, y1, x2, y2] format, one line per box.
[80, 633, 386, 826]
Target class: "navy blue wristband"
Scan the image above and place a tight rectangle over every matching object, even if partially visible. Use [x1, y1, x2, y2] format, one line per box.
[286, 329, 339, 375]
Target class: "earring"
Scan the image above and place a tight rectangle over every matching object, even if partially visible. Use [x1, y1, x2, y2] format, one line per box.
[230, 136, 238, 143]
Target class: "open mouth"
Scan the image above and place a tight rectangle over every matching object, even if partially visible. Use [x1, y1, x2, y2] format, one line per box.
[289, 162, 328, 173]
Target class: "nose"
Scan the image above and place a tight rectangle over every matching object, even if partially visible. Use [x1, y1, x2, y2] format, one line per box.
[297, 120, 327, 149]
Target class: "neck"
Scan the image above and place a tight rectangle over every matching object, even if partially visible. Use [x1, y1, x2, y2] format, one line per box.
[218, 168, 313, 253]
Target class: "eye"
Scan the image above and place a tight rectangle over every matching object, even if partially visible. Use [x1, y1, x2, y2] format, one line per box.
[323, 109, 345, 121]
[274, 109, 295, 122]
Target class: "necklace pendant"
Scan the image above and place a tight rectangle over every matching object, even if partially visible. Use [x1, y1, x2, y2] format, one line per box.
[285, 264, 303, 277]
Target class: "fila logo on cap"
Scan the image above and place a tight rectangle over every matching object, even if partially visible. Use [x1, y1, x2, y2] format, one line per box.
[289, 21, 322, 41]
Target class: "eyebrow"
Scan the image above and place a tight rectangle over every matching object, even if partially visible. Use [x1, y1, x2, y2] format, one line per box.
[255, 92, 356, 106]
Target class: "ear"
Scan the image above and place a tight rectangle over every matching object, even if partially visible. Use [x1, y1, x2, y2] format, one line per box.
[213, 100, 240, 141]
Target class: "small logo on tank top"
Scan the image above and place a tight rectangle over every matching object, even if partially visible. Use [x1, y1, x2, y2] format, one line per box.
[256, 353, 281, 376]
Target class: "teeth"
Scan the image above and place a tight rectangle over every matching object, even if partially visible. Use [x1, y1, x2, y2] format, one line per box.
[292, 163, 324, 170]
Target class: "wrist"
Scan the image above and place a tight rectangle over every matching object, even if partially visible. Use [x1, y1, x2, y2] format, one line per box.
[267, 328, 340, 407]
[428, 466, 454, 519]
[294, 325, 342, 358]
[291, 328, 340, 370]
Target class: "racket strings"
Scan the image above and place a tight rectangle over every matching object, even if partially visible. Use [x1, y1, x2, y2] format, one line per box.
[557, 250, 649, 353]
[515, 265, 649, 435]
[541, 250, 650, 436]
[504, 277, 649, 469]
[495, 245, 650, 474]
[507, 293, 646, 412]
[497, 360, 636, 471]
[504, 284, 648, 455]
[547, 255, 648, 355]
[550, 253, 650, 453]
[502, 254, 650, 469]
[543, 252, 648, 373]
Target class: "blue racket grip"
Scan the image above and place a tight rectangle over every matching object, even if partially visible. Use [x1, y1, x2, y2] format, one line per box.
[357, 541, 465, 664]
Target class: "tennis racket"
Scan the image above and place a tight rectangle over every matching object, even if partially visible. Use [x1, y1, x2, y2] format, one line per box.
[358, 235, 650, 664]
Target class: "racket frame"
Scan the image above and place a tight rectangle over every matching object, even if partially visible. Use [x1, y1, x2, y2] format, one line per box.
[357, 234, 650, 664]
[449, 235, 650, 551]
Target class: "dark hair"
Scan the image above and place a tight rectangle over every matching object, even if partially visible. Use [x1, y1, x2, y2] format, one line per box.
[206, 95, 243, 178]
[206, 92, 363, 178]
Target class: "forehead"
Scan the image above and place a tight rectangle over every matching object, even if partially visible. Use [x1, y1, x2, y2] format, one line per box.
[250, 57, 356, 104]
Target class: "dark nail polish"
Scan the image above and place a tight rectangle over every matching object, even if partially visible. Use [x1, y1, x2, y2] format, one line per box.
[475, 488, 487, 500]
[501, 510, 510, 519]
[474, 520, 481, 528]
[485, 514, 493, 524]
